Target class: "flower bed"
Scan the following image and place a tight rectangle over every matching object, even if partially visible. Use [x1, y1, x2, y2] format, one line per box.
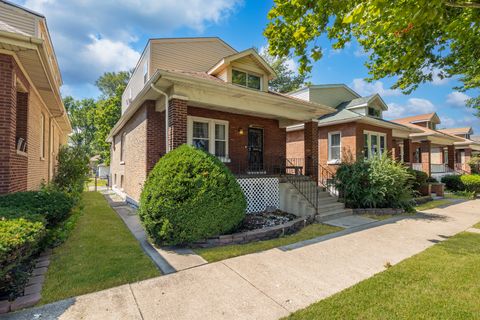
[192, 211, 312, 248]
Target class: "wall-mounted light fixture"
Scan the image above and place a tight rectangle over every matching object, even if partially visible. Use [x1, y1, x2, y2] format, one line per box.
[238, 128, 244, 135]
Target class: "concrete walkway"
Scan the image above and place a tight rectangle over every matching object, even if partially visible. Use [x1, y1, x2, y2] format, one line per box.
[5, 200, 480, 320]
[103, 192, 207, 273]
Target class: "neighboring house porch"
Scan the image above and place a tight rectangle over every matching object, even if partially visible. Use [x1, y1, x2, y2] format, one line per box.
[392, 113, 465, 179]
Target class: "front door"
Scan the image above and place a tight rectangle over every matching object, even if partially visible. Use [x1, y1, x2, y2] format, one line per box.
[248, 128, 264, 171]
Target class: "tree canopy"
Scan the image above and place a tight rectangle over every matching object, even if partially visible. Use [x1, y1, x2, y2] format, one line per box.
[258, 48, 308, 93]
[64, 71, 130, 164]
[265, 0, 480, 108]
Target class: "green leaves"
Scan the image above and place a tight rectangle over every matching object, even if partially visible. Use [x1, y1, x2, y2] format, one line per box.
[264, 0, 480, 107]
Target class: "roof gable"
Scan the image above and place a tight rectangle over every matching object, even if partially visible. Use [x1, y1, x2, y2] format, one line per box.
[208, 48, 276, 79]
[393, 112, 440, 125]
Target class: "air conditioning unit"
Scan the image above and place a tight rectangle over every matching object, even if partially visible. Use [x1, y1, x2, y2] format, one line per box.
[16, 137, 26, 152]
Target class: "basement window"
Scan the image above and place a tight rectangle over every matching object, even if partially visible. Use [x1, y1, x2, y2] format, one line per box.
[232, 69, 261, 90]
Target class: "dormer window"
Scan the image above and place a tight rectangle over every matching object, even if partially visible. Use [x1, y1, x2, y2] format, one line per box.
[427, 122, 436, 130]
[232, 69, 261, 90]
[368, 107, 381, 118]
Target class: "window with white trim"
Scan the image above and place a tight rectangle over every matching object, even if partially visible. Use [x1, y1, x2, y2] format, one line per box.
[120, 133, 126, 163]
[40, 113, 45, 159]
[363, 131, 387, 159]
[232, 69, 261, 90]
[328, 132, 341, 163]
[187, 116, 229, 161]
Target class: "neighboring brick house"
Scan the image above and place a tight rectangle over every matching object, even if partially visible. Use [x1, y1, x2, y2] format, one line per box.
[107, 38, 334, 209]
[437, 127, 480, 174]
[391, 113, 465, 179]
[0, 1, 71, 194]
[286, 85, 418, 182]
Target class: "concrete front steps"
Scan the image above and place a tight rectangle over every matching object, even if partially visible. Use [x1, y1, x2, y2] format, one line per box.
[279, 181, 352, 221]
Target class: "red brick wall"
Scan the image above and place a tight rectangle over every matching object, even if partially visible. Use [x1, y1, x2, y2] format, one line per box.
[0, 54, 28, 194]
[420, 141, 432, 176]
[304, 121, 318, 177]
[168, 98, 188, 150]
[146, 102, 166, 173]
[286, 130, 304, 159]
[187, 106, 286, 167]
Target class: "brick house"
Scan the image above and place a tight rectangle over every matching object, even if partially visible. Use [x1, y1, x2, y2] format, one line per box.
[0, 1, 71, 194]
[437, 127, 480, 173]
[107, 37, 348, 217]
[392, 114, 475, 178]
[286, 85, 419, 182]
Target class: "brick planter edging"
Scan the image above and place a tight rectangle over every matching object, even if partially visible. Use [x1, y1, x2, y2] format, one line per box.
[352, 208, 405, 215]
[191, 216, 313, 248]
[0, 249, 52, 314]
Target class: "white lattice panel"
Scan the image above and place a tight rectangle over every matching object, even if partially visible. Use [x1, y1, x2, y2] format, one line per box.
[237, 177, 280, 213]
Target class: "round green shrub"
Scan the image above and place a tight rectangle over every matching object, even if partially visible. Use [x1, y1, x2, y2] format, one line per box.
[460, 175, 480, 195]
[139, 145, 247, 245]
[441, 175, 465, 191]
[406, 168, 428, 192]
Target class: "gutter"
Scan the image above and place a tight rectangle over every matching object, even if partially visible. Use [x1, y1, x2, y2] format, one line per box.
[150, 83, 169, 152]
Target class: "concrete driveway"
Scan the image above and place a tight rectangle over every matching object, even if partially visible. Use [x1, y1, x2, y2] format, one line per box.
[5, 200, 480, 320]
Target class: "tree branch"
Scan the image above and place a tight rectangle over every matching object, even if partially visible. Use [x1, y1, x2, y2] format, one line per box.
[445, 1, 480, 9]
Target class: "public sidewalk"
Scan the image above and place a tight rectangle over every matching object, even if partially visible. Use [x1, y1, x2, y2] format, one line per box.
[5, 199, 480, 320]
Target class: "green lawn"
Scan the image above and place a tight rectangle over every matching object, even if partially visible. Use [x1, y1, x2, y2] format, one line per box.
[474, 222, 480, 229]
[194, 223, 342, 263]
[86, 178, 107, 187]
[286, 231, 480, 319]
[414, 199, 453, 211]
[41, 192, 159, 304]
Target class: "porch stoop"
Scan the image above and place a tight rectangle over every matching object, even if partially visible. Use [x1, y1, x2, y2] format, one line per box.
[279, 181, 352, 221]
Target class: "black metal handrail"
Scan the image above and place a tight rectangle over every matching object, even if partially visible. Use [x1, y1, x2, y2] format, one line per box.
[284, 158, 320, 214]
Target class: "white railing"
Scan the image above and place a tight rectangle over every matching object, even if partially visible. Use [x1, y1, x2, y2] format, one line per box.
[431, 164, 448, 173]
[412, 163, 423, 171]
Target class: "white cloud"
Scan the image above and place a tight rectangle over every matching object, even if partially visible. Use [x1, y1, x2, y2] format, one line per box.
[446, 91, 471, 107]
[351, 78, 402, 97]
[82, 36, 140, 73]
[384, 98, 436, 119]
[16, 0, 242, 96]
[422, 67, 450, 86]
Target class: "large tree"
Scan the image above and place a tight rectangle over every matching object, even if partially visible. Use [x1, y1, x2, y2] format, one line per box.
[95, 70, 132, 99]
[93, 71, 131, 164]
[265, 0, 480, 108]
[64, 96, 96, 154]
[258, 48, 308, 93]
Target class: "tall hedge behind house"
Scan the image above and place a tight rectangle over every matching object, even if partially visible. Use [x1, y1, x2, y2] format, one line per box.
[139, 145, 247, 245]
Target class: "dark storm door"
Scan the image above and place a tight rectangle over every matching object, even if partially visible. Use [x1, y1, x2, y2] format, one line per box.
[248, 128, 264, 171]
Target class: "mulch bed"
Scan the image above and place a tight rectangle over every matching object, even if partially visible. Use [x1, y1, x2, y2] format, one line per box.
[236, 210, 297, 233]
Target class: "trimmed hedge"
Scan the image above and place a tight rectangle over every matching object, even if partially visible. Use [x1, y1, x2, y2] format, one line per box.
[0, 218, 45, 280]
[406, 168, 428, 193]
[139, 145, 247, 245]
[0, 190, 74, 226]
[441, 175, 465, 191]
[460, 175, 480, 195]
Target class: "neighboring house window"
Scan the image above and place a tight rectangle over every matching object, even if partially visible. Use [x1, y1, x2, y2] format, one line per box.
[427, 122, 436, 130]
[443, 148, 448, 164]
[40, 113, 45, 159]
[187, 116, 229, 161]
[114, 174, 117, 185]
[120, 133, 126, 163]
[143, 61, 148, 84]
[232, 69, 261, 90]
[399, 144, 405, 162]
[364, 131, 386, 159]
[120, 175, 124, 189]
[414, 147, 421, 163]
[328, 132, 341, 164]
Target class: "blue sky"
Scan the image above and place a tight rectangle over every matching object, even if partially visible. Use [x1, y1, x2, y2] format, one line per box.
[14, 0, 479, 132]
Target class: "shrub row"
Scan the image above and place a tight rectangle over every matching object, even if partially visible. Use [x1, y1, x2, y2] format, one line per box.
[0, 219, 46, 281]
[441, 174, 480, 196]
[0, 145, 89, 295]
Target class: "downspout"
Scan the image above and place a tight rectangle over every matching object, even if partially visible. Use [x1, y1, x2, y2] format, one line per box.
[150, 84, 169, 153]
